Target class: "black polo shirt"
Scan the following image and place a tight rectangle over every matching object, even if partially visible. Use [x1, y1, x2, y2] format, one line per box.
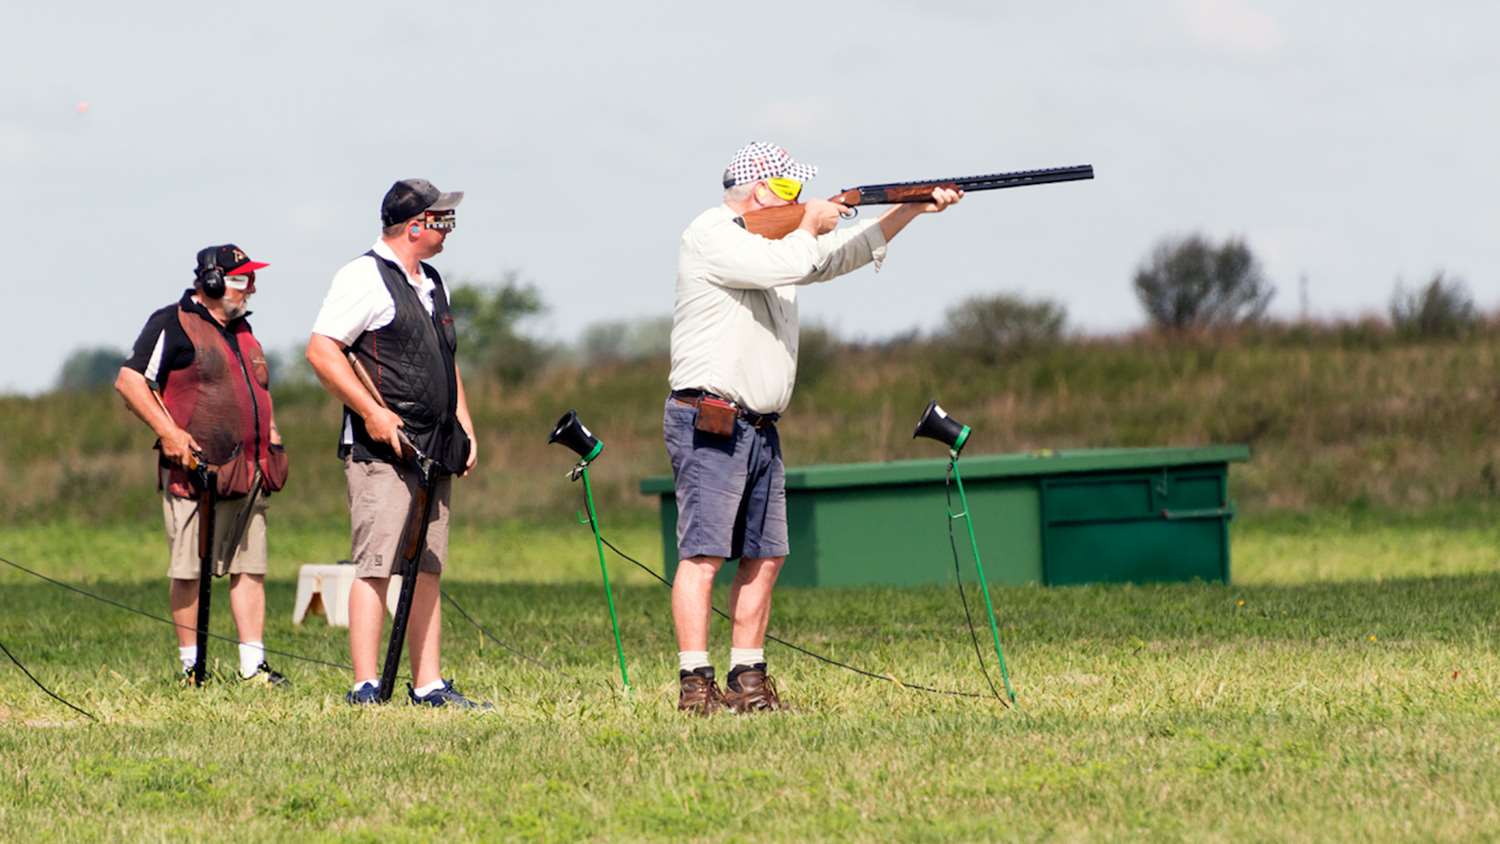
[122, 290, 255, 390]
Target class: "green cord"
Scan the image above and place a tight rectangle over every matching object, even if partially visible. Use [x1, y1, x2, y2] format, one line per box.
[580, 465, 630, 691]
[950, 458, 1017, 704]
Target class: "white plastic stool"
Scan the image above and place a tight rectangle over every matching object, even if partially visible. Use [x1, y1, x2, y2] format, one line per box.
[292, 563, 401, 626]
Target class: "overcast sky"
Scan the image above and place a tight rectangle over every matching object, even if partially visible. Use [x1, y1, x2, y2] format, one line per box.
[3, 2, 1497, 394]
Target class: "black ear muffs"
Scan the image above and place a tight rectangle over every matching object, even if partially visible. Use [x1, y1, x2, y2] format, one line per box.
[548, 410, 604, 463]
[913, 399, 971, 454]
[195, 247, 225, 298]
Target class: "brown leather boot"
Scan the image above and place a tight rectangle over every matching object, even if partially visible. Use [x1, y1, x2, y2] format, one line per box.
[677, 668, 724, 715]
[722, 666, 785, 713]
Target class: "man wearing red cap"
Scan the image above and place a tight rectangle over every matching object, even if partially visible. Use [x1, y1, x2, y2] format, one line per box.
[115, 244, 289, 686]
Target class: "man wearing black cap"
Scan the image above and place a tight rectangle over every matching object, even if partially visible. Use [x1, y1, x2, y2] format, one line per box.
[115, 244, 290, 686]
[305, 179, 486, 709]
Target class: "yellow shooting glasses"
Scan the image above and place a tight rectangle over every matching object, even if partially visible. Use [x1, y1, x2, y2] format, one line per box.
[766, 176, 803, 202]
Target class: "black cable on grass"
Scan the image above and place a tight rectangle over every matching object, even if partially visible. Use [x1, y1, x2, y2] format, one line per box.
[1, 554, 356, 676]
[584, 508, 994, 701]
[440, 589, 574, 677]
[2, 552, 569, 684]
[0, 636, 98, 721]
[945, 463, 1006, 705]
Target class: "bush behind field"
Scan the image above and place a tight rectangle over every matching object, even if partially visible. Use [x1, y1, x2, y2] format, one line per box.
[6, 322, 1500, 527]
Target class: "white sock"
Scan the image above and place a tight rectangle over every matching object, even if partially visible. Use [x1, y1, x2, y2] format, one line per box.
[239, 641, 265, 679]
[352, 678, 379, 693]
[678, 650, 711, 673]
[413, 678, 447, 697]
[730, 647, 764, 669]
[178, 645, 197, 671]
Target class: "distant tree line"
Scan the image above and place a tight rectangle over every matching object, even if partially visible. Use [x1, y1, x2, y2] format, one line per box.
[51, 240, 1486, 391]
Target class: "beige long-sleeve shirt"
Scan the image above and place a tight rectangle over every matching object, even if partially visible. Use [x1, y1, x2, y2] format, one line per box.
[668, 204, 888, 414]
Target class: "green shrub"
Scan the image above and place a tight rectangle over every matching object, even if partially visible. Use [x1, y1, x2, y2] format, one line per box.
[1390, 272, 1478, 339]
[1134, 234, 1275, 331]
[448, 273, 549, 385]
[937, 294, 1067, 364]
[55, 347, 126, 391]
[579, 316, 673, 365]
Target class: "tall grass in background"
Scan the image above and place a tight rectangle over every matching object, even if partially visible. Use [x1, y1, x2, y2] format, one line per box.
[6, 320, 1500, 528]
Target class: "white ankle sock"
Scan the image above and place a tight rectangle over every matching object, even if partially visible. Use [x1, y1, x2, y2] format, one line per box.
[413, 678, 447, 697]
[352, 678, 379, 693]
[678, 650, 711, 673]
[178, 645, 197, 671]
[730, 647, 764, 668]
[238, 641, 265, 678]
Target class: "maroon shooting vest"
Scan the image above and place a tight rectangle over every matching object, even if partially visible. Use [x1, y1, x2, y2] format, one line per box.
[159, 305, 282, 499]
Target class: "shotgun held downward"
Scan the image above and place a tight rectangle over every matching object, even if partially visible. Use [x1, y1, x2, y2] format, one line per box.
[344, 352, 423, 468]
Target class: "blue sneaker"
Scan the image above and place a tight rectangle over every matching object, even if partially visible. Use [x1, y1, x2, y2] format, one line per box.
[345, 682, 381, 705]
[407, 679, 493, 710]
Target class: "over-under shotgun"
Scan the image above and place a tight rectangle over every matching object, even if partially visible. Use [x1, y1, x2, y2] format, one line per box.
[739, 164, 1094, 240]
[346, 352, 440, 703]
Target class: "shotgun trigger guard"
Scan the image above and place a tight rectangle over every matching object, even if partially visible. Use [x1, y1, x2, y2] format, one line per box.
[841, 206, 859, 220]
[189, 459, 212, 491]
[396, 432, 435, 483]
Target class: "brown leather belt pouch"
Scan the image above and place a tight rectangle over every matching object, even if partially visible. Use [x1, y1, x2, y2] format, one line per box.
[693, 397, 738, 437]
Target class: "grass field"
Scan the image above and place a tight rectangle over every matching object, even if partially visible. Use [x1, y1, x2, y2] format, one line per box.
[2, 509, 1498, 841]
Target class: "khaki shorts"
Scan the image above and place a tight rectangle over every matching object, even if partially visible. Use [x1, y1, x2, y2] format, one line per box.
[346, 457, 451, 578]
[162, 489, 269, 580]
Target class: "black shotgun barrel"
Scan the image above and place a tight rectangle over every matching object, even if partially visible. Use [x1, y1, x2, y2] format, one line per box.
[192, 470, 217, 687]
[852, 164, 1094, 204]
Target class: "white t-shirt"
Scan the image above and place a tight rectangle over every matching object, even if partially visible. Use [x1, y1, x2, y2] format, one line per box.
[310, 238, 438, 346]
[668, 205, 887, 414]
[311, 238, 442, 446]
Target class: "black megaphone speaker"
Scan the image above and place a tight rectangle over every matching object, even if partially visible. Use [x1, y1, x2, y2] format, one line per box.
[912, 399, 971, 454]
[548, 410, 604, 463]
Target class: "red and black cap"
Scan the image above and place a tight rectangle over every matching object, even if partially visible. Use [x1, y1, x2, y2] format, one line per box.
[197, 244, 269, 276]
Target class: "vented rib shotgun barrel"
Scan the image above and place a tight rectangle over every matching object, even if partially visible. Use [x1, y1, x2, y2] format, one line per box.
[740, 164, 1094, 240]
[192, 468, 216, 686]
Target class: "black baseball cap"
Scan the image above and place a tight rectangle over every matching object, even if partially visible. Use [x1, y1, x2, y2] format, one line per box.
[380, 178, 464, 227]
[196, 243, 268, 276]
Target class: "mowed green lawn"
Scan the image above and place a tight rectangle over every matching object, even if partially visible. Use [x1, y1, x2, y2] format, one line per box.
[2, 511, 1499, 842]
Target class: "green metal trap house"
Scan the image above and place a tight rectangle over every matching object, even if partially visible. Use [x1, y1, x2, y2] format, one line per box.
[640, 444, 1250, 588]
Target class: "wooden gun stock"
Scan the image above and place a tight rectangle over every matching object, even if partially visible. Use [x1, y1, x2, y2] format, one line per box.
[399, 486, 430, 562]
[345, 352, 421, 466]
[149, 388, 201, 471]
[739, 189, 862, 241]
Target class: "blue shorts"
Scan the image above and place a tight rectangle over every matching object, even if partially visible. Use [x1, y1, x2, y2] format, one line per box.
[662, 396, 789, 561]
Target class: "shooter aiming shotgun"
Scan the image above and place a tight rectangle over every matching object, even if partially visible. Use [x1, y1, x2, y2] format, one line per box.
[346, 353, 443, 703]
[739, 164, 1094, 240]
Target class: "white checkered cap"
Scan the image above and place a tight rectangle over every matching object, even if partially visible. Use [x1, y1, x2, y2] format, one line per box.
[721, 141, 819, 188]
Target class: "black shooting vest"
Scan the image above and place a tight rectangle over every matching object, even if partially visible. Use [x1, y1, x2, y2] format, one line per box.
[342, 251, 470, 474]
